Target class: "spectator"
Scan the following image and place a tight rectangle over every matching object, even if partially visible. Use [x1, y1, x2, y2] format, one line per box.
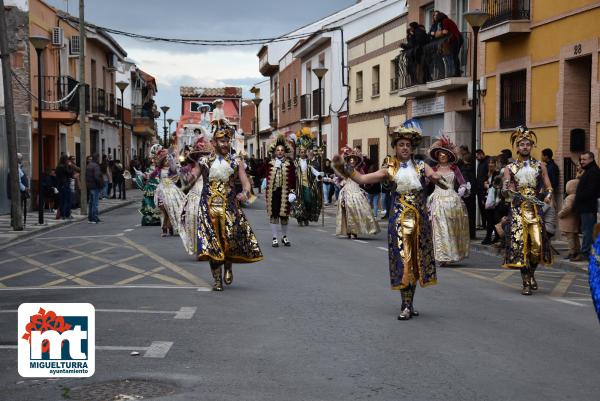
[558, 179, 581, 260]
[112, 160, 124, 199]
[459, 151, 477, 239]
[55, 154, 73, 220]
[6, 152, 30, 225]
[401, 22, 429, 84]
[541, 148, 560, 193]
[475, 149, 491, 229]
[572, 152, 600, 261]
[322, 159, 335, 205]
[500, 148, 514, 164]
[482, 157, 500, 244]
[431, 11, 463, 77]
[67, 155, 81, 209]
[85, 153, 103, 223]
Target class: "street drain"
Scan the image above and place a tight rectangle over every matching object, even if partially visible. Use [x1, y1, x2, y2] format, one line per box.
[67, 379, 177, 401]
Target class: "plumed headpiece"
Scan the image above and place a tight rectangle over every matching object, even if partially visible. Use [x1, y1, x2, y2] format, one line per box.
[295, 127, 317, 151]
[149, 144, 163, 158]
[510, 125, 537, 148]
[210, 119, 235, 140]
[429, 135, 459, 163]
[340, 145, 363, 164]
[390, 118, 423, 147]
[268, 133, 293, 156]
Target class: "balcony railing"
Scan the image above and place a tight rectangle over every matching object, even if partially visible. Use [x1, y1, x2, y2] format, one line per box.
[300, 94, 311, 120]
[132, 104, 156, 119]
[312, 88, 323, 117]
[293, 95, 298, 106]
[372, 82, 380, 97]
[356, 87, 363, 101]
[38, 75, 81, 113]
[482, 0, 530, 29]
[397, 32, 471, 90]
[390, 77, 399, 92]
[287, 98, 291, 109]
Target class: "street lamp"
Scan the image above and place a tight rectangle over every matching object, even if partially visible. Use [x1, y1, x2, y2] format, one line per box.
[464, 9, 489, 157]
[160, 105, 170, 147]
[30, 35, 50, 225]
[251, 97, 262, 158]
[116, 80, 129, 200]
[313, 66, 328, 227]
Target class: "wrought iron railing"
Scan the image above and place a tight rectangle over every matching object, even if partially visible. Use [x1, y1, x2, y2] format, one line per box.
[300, 94, 311, 119]
[390, 77, 399, 92]
[356, 87, 363, 101]
[372, 82, 380, 97]
[312, 88, 323, 117]
[397, 31, 471, 90]
[38, 75, 80, 112]
[482, 0, 531, 29]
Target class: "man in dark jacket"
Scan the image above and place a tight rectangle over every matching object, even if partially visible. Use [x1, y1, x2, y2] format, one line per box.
[85, 153, 103, 223]
[572, 152, 600, 261]
[475, 149, 490, 229]
[542, 148, 560, 193]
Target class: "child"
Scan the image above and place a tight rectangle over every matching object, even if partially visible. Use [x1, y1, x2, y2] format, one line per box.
[558, 179, 580, 260]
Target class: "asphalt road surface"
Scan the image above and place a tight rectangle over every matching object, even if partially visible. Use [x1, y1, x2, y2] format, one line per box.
[0, 199, 598, 401]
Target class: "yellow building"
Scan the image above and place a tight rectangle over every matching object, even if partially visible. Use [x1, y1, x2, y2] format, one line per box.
[480, 0, 600, 188]
[347, 15, 408, 166]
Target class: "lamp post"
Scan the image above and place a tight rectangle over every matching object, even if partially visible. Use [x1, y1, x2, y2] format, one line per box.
[464, 10, 489, 157]
[160, 106, 170, 147]
[313, 67, 328, 227]
[116, 80, 129, 200]
[167, 118, 174, 147]
[251, 97, 262, 158]
[30, 35, 50, 225]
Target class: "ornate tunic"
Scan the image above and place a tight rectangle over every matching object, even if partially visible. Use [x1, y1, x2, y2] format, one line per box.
[385, 157, 436, 290]
[427, 170, 470, 262]
[196, 154, 263, 263]
[137, 166, 161, 226]
[179, 176, 204, 255]
[265, 157, 296, 219]
[292, 158, 323, 222]
[503, 159, 552, 268]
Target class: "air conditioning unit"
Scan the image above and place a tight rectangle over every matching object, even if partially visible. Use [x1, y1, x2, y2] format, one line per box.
[52, 27, 64, 47]
[69, 36, 81, 55]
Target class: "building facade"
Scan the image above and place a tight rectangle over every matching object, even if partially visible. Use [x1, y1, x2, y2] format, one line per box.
[480, 0, 600, 191]
[347, 15, 408, 166]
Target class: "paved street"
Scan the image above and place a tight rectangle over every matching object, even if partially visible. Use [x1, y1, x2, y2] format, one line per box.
[0, 199, 598, 401]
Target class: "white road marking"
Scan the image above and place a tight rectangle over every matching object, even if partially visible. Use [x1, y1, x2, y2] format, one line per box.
[174, 306, 197, 319]
[34, 234, 125, 240]
[550, 273, 577, 298]
[124, 229, 134, 232]
[494, 271, 515, 282]
[377, 247, 388, 252]
[315, 229, 327, 233]
[0, 306, 197, 320]
[0, 285, 206, 291]
[551, 298, 586, 307]
[143, 341, 173, 358]
[353, 240, 368, 244]
[197, 287, 212, 292]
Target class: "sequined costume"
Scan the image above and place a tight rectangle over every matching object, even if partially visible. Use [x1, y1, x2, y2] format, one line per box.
[503, 159, 553, 271]
[153, 159, 185, 236]
[336, 178, 380, 237]
[428, 169, 470, 263]
[292, 157, 323, 225]
[196, 153, 263, 264]
[265, 157, 296, 225]
[179, 174, 204, 255]
[136, 166, 161, 226]
[385, 157, 437, 299]
[589, 235, 600, 324]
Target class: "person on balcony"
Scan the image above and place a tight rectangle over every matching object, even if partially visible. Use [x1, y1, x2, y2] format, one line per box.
[401, 22, 429, 85]
[431, 11, 463, 78]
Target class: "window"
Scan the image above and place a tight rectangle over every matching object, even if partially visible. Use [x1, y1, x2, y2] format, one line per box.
[390, 59, 399, 91]
[318, 53, 325, 68]
[456, 0, 469, 32]
[293, 79, 298, 105]
[423, 3, 435, 31]
[306, 64, 312, 93]
[372, 65, 380, 97]
[356, 71, 363, 101]
[500, 70, 527, 129]
[287, 82, 291, 109]
[281, 87, 285, 112]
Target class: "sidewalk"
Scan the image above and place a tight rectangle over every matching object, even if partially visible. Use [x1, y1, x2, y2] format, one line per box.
[0, 193, 141, 247]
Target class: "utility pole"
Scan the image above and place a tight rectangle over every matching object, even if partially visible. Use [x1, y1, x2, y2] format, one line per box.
[78, 0, 87, 215]
[0, 0, 24, 230]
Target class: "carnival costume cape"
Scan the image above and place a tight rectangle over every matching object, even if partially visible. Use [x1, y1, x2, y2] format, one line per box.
[195, 154, 263, 263]
[590, 235, 600, 324]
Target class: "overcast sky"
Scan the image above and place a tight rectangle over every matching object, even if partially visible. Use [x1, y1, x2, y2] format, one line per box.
[46, 0, 355, 122]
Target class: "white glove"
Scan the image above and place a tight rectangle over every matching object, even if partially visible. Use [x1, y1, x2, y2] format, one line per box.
[288, 193, 297, 203]
[458, 186, 466, 198]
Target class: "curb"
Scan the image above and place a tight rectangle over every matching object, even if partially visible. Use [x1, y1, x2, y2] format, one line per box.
[470, 242, 588, 274]
[0, 198, 137, 249]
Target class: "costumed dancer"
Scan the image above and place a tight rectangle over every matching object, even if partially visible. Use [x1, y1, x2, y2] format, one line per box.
[193, 119, 263, 291]
[153, 149, 185, 237]
[335, 146, 380, 239]
[134, 144, 162, 226]
[334, 119, 447, 320]
[427, 136, 470, 265]
[292, 127, 323, 226]
[589, 233, 600, 324]
[265, 134, 296, 247]
[502, 126, 553, 296]
[179, 135, 210, 255]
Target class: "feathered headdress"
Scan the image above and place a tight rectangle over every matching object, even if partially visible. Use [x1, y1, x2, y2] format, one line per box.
[429, 135, 459, 163]
[149, 144, 163, 158]
[295, 127, 317, 151]
[510, 125, 537, 148]
[390, 118, 423, 147]
[267, 133, 293, 156]
[340, 145, 363, 164]
[210, 119, 235, 140]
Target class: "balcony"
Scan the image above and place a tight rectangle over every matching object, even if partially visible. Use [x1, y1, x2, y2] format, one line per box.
[37, 76, 88, 118]
[312, 88, 324, 117]
[259, 47, 279, 77]
[356, 87, 363, 101]
[480, 0, 531, 42]
[390, 77, 399, 92]
[132, 104, 157, 137]
[396, 32, 471, 98]
[372, 82, 380, 97]
[287, 98, 292, 109]
[300, 94, 312, 120]
[269, 102, 277, 127]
